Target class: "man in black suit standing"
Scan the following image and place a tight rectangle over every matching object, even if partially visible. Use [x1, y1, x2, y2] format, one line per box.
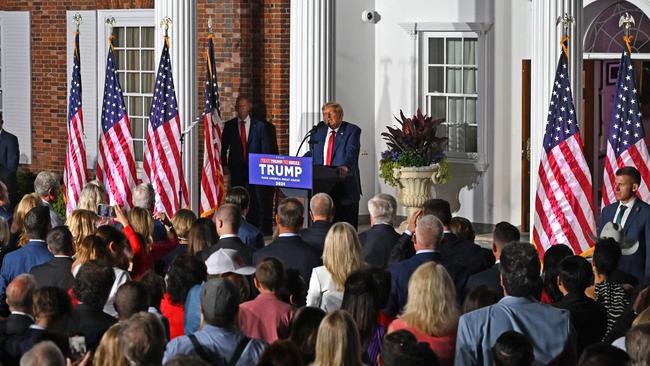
[465, 222, 520, 295]
[221, 96, 271, 229]
[30, 226, 75, 291]
[0, 274, 36, 336]
[306, 102, 361, 228]
[299, 192, 334, 254]
[359, 193, 401, 268]
[253, 198, 321, 283]
[202, 203, 253, 265]
[0, 115, 19, 208]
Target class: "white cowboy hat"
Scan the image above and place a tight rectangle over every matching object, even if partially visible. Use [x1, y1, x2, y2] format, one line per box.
[588, 222, 639, 256]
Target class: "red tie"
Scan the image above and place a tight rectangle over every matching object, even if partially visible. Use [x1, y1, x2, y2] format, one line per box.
[326, 130, 336, 166]
[240, 120, 247, 160]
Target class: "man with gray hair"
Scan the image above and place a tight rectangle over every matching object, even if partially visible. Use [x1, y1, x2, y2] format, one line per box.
[34, 171, 63, 227]
[299, 193, 334, 254]
[359, 193, 401, 268]
[19, 341, 65, 366]
[132, 182, 167, 241]
[383, 214, 469, 317]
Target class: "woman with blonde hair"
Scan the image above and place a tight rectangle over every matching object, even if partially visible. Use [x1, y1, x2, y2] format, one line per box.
[10, 193, 40, 247]
[387, 261, 459, 366]
[94, 322, 126, 366]
[312, 310, 363, 366]
[306, 222, 364, 312]
[67, 209, 98, 249]
[77, 180, 106, 212]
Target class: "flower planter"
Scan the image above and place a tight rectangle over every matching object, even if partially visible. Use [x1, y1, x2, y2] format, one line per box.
[394, 164, 442, 219]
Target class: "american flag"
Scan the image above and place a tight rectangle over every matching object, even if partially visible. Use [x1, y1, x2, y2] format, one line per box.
[200, 35, 225, 218]
[602, 49, 650, 207]
[143, 37, 188, 215]
[64, 31, 89, 215]
[96, 40, 137, 207]
[533, 41, 596, 255]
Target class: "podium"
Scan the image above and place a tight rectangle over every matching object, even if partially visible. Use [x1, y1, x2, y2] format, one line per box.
[248, 154, 347, 226]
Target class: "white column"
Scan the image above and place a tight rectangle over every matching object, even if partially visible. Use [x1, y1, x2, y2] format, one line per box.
[155, 1, 198, 212]
[530, 0, 583, 231]
[289, 0, 334, 155]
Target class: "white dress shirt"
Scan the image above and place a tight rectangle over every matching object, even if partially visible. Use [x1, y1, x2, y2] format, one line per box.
[614, 196, 636, 228]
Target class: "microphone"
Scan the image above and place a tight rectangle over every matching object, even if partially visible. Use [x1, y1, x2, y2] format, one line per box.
[296, 121, 325, 156]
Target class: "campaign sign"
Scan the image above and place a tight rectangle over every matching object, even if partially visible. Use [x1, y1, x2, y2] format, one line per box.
[248, 153, 313, 189]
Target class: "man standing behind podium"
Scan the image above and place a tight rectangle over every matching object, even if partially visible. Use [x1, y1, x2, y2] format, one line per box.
[307, 102, 361, 228]
[221, 96, 270, 229]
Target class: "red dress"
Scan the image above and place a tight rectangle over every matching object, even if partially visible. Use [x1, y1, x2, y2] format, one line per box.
[389, 318, 456, 366]
[123, 225, 178, 280]
[160, 292, 185, 340]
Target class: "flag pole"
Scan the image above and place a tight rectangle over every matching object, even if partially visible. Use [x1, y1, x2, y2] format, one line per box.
[556, 13, 574, 60]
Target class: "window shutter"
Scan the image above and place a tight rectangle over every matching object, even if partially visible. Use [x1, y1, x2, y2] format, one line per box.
[67, 11, 97, 170]
[1, 11, 31, 164]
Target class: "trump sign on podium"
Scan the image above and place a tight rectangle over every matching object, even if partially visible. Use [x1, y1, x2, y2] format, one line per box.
[248, 153, 313, 189]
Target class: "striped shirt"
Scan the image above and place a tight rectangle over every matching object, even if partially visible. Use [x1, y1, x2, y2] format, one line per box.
[595, 281, 630, 339]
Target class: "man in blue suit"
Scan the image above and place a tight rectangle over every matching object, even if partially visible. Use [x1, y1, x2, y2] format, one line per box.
[306, 102, 361, 228]
[383, 214, 468, 317]
[598, 166, 650, 284]
[0, 206, 52, 309]
[221, 96, 271, 229]
[0, 115, 19, 208]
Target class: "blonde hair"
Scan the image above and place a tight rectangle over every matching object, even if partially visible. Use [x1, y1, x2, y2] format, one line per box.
[171, 209, 197, 240]
[321, 102, 344, 119]
[323, 222, 364, 291]
[77, 181, 106, 212]
[11, 193, 41, 246]
[633, 307, 650, 327]
[400, 262, 459, 336]
[312, 310, 363, 366]
[66, 209, 98, 249]
[94, 322, 127, 366]
[73, 235, 109, 269]
[128, 207, 154, 246]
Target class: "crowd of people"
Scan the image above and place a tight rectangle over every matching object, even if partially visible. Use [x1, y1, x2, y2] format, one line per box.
[0, 170, 648, 366]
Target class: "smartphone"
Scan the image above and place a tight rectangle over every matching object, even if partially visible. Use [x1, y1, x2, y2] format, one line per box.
[68, 335, 86, 362]
[97, 203, 116, 218]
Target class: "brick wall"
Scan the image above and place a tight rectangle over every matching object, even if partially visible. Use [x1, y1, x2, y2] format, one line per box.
[1, 0, 290, 174]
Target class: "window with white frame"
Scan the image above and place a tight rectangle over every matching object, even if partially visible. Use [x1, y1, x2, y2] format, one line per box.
[111, 25, 155, 163]
[422, 33, 478, 159]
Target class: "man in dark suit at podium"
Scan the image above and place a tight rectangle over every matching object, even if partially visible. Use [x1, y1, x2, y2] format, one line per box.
[0, 115, 19, 208]
[598, 166, 650, 284]
[307, 102, 361, 228]
[221, 96, 271, 229]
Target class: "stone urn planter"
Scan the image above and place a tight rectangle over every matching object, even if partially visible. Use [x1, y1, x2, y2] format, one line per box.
[394, 164, 443, 221]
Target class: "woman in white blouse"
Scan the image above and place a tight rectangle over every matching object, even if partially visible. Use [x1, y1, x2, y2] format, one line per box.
[306, 222, 364, 312]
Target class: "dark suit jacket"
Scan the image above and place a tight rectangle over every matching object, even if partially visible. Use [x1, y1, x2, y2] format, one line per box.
[68, 303, 117, 350]
[465, 263, 502, 297]
[553, 293, 608, 355]
[599, 199, 650, 283]
[221, 117, 270, 187]
[239, 219, 265, 251]
[389, 232, 416, 265]
[30, 256, 74, 291]
[359, 224, 401, 268]
[3, 327, 69, 366]
[439, 233, 495, 274]
[0, 240, 53, 298]
[384, 251, 469, 317]
[0, 130, 19, 198]
[0, 313, 33, 336]
[306, 121, 361, 203]
[252, 235, 322, 284]
[299, 220, 332, 254]
[201, 236, 253, 265]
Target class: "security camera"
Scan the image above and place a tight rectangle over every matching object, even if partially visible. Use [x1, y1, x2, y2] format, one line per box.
[361, 10, 380, 24]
